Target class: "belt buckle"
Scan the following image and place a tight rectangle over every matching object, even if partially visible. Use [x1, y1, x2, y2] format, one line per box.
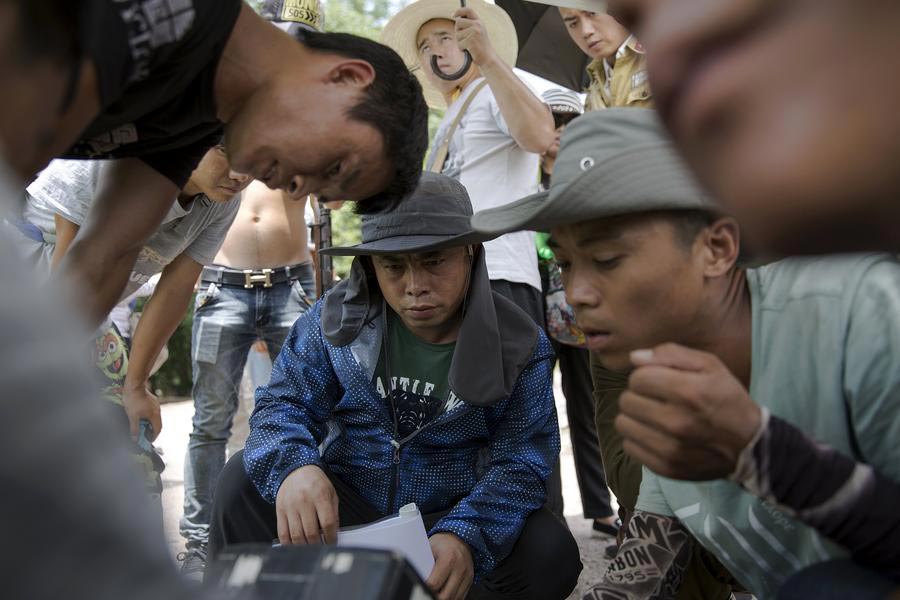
[243, 268, 273, 288]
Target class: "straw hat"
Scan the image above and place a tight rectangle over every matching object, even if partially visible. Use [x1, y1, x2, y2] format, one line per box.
[381, 0, 518, 108]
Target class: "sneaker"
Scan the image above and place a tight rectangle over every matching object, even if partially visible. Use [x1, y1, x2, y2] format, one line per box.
[177, 546, 208, 582]
[591, 517, 621, 539]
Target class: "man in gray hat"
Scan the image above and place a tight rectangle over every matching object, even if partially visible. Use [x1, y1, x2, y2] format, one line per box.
[208, 172, 581, 600]
[471, 109, 900, 599]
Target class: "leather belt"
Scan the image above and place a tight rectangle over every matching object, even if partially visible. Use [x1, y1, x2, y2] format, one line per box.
[200, 262, 310, 289]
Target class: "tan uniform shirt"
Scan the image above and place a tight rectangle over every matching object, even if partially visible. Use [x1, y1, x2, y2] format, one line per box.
[584, 36, 653, 111]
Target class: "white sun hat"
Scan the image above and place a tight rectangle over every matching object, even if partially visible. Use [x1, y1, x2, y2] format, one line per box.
[381, 0, 519, 108]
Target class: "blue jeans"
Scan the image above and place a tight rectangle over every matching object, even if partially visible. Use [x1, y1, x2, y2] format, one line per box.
[180, 265, 314, 548]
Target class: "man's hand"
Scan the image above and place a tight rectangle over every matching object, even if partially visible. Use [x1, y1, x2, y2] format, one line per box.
[122, 385, 162, 441]
[275, 465, 339, 545]
[454, 7, 499, 66]
[615, 343, 762, 481]
[426, 533, 474, 600]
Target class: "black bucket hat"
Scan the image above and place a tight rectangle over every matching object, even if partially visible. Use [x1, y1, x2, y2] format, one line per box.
[319, 173, 538, 408]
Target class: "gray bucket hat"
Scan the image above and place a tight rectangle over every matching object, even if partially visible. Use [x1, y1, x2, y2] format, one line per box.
[470, 108, 715, 235]
[322, 172, 497, 256]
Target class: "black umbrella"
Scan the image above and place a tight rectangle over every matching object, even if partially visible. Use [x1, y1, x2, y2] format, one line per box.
[496, 0, 590, 91]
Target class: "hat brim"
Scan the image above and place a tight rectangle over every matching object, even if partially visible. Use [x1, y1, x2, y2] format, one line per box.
[321, 231, 496, 257]
[524, 0, 607, 10]
[471, 143, 714, 235]
[381, 0, 518, 109]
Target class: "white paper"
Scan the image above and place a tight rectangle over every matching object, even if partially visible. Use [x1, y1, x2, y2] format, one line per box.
[336, 503, 435, 580]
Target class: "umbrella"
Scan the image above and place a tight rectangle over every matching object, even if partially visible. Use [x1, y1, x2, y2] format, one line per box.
[496, 0, 601, 90]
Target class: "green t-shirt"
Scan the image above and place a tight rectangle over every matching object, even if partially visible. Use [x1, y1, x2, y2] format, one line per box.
[636, 254, 900, 598]
[374, 311, 461, 439]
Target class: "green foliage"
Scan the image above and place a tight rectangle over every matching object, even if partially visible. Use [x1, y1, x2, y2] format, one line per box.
[324, 0, 400, 36]
[148, 300, 195, 397]
[329, 203, 362, 279]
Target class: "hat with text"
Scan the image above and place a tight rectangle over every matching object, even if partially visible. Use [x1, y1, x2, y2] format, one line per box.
[470, 108, 715, 234]
[262, 0, 324, 34]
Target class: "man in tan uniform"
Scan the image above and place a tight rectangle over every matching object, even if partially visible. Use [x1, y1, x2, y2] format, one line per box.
[559, 6, 652, 110]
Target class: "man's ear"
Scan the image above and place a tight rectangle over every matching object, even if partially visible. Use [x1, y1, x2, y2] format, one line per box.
[702, 217, 741, 277]
[327, 59, 376, 88]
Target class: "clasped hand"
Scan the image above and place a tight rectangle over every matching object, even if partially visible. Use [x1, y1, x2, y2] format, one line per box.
[615, 343, 762, 480]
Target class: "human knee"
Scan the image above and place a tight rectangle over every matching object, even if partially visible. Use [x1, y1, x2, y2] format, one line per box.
[212, 452, 253, 511]
[516, 510, 582, 599]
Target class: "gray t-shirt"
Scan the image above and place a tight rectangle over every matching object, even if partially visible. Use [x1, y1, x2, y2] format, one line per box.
[26, 158, 239, 299]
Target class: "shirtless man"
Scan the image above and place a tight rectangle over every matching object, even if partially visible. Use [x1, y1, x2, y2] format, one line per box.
[180, 180, 316, 577]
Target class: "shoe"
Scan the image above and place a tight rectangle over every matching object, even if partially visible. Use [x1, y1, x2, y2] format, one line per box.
[177, 545, 208, 582]
[591, 517, 621, 539]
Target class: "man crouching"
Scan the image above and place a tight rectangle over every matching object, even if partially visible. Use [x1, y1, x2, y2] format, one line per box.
[209, 172, 581, 600]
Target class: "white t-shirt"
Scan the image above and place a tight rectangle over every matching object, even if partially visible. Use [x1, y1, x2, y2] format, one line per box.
[25, 159, 240, 300]
[428, 78, 541, 291]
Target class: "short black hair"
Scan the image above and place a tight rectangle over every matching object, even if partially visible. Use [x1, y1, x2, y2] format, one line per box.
[299, 30, 429, 214]
[667, 210, 719, 248]
[664, 209, 752, 264]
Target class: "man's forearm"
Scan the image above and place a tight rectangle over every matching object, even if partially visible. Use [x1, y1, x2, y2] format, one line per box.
[124, 264, 197, 389]
[60, 242, 143, 328]
[584, 511, 691, 600]
[479, 57, 555, 153]
[732, 415, 900, 573]
[59, 158, 178, 327]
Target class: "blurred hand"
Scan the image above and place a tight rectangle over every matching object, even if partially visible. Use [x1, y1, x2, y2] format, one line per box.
[123, 385, 161, 441]
[426, 533, 474, 600]
[454, 7, 498, 66]
[275, 465, 339, 545]
[615, 343, 762, 480]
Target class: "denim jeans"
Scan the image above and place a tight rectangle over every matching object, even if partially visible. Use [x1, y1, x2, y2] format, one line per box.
[180, 264, 315, 549]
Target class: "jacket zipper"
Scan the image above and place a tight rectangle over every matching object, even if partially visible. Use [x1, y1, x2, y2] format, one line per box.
[386, 405, 472, 513]
[388, 439, 401, 513]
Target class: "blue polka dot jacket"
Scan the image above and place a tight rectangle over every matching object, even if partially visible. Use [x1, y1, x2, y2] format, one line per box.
[243, 300, 560, 580]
